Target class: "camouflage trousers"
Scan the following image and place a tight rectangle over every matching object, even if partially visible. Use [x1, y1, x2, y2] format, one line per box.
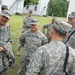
[18, 58, 30, 75]
[0, 68, 8, 75]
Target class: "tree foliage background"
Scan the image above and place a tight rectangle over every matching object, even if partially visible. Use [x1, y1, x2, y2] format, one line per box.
[24, 0, 39, 7]
[47, 0, 69, 17]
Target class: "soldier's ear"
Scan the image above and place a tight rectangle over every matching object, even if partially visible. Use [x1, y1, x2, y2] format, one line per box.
[50, 28, 54, 36]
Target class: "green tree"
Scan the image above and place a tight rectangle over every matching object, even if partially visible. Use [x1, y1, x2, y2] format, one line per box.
[24, 0, 39, 7]
[47, 0, 69, 17]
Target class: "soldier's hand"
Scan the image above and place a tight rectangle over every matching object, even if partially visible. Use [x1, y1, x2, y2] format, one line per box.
[0, 46, 4, 52]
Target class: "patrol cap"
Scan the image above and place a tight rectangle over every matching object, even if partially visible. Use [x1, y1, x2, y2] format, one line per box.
[52, 17, 56, 20]
[1, 10, 12, 19]
[69, 12, 75, 18]
[52, 17, 57, 21]
[68, 14, 71, 18]
[29, 10, 33, 13]
[52, 20, 72, 34]
[30, 19, 39, 25]
[1, 5, 8, 9]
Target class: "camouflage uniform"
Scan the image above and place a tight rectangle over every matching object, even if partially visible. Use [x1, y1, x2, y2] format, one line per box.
[25, 41, 75, 75]
[25, 20, 74, 75]
[42, 23, 52, 42]
[22, 16, 34, 33]
[42, 17, 56, 42]
[65, 12, 75, 49]
[0, 10, 15, 75]
[0, 24, 15, 75]
[18, 30, 48, 75]
[66, 27, 75, 49]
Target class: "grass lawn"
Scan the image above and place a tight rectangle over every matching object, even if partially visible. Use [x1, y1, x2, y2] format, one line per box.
[8, 15, 66, 75]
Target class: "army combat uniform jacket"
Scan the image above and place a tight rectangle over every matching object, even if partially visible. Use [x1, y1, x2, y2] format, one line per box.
[42, 23, 52, 42]
[19, 30, 48, 60]
[0, 24, 15, 72]
[25, 40, 75, 75]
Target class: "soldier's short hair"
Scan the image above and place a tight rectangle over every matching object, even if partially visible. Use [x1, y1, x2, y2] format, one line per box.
[54, 28, 67, 36]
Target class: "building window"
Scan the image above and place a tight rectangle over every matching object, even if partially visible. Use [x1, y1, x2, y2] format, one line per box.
[26, 5, 29, 10]
[34, 5, 37, 11]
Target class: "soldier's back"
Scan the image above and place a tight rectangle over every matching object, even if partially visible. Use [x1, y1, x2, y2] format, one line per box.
[40, 41, 75, 75]
[27, 40, 75, 75]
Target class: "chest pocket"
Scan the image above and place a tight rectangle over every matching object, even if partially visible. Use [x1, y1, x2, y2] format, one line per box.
[25, 35, 42, 47]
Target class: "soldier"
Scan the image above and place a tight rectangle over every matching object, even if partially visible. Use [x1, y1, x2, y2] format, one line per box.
[0, 10, 15, 75]
[17, 10, 34, 55]
[25, 20, 75, 75]
[1, 5, 8, 12]
[17, 19, 48, 75]
[22, 10, 34, 33]
[0, 5, 11, 28]
[63, 14, 72, 43]
[67, 14, 72, 24]
[42, 17, 56, 42]
[65, 12, 75, 49]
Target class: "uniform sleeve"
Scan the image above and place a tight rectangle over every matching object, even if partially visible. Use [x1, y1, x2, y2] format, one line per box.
[18, 33, 25, 51]
[3, 25, 15, 60]
[3, 25, 12, 52]
[8, 24, 12, 43]
[4, 42, 15, 59]
[42, 24, 48, 34]
[71, 59, 75, 74]
[25, 48, 44, 75]
[70, 51, 75, 74]
[66, 33, 75, 49]
[42, 34, 48, 45]
[22, 17, 27, 33]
